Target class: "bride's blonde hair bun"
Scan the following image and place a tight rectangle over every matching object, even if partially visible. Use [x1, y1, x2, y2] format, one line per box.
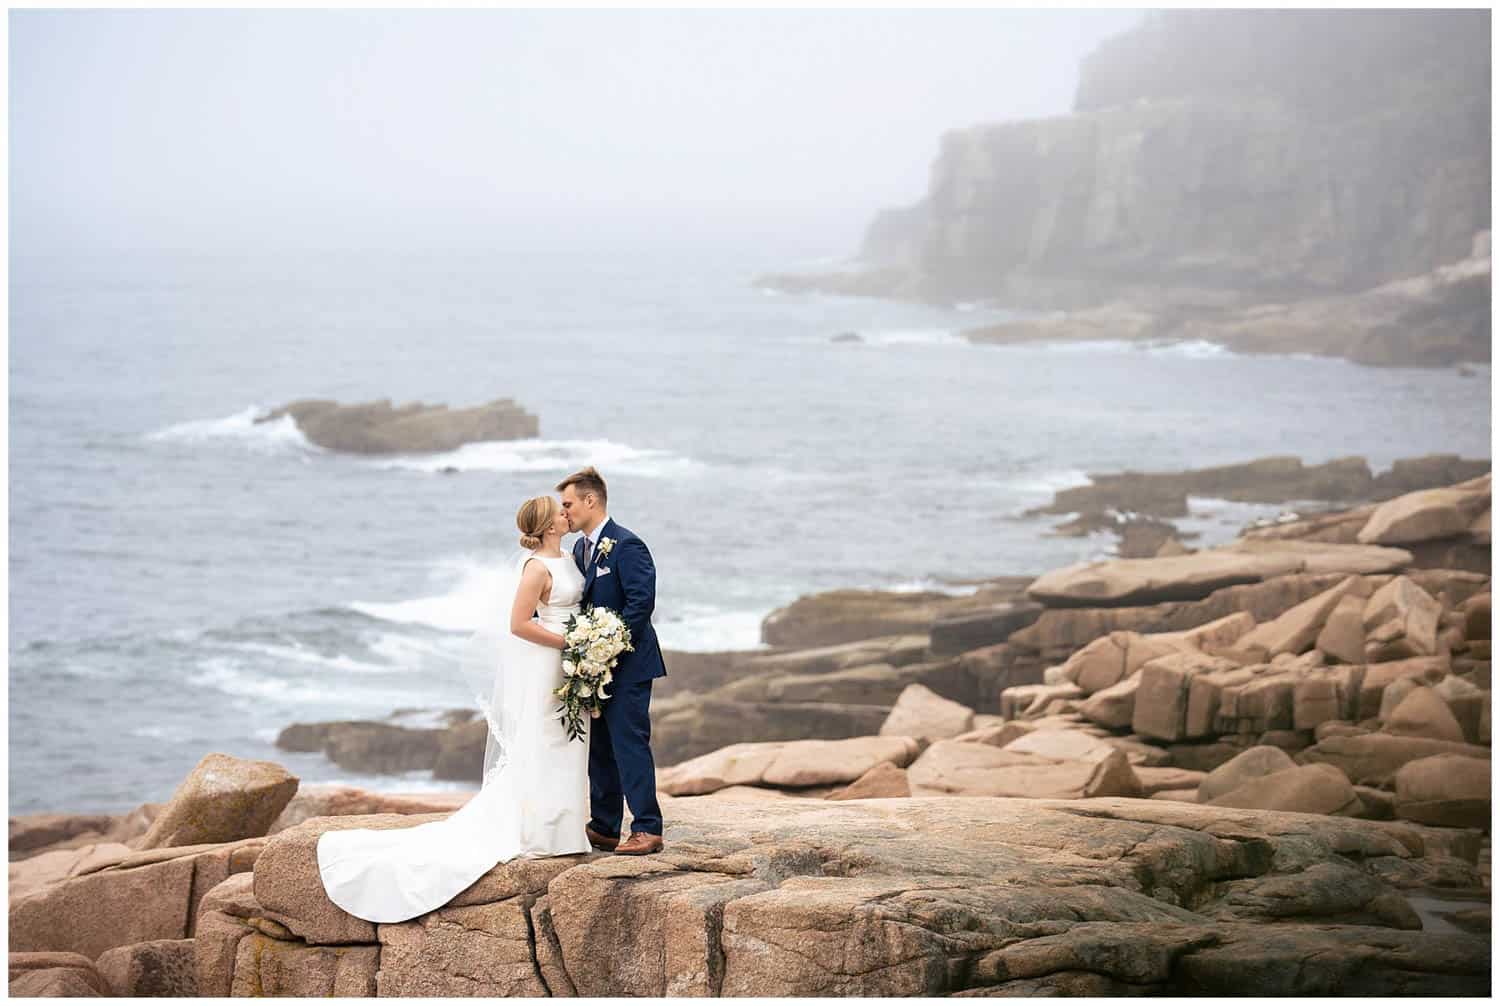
[516, 495, 560, 549]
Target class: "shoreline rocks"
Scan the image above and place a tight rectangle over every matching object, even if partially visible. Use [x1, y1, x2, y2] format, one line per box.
[203, 795, 1491, 995]
[756, 12, 1489, 372]
[254, 397, 538, 454]
[10, 469, 1490, 996]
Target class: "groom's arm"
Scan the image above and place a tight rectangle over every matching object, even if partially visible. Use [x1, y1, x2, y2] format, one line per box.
[614, 538, 657, 639]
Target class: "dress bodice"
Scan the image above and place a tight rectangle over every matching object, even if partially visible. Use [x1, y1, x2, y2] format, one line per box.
[527, 552, 583, 629]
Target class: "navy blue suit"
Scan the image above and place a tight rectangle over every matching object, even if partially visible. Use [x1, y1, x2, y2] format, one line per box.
[574, 517, 666, 837]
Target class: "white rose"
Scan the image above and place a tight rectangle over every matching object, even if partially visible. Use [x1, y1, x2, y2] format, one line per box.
[562, 659, 577, 676]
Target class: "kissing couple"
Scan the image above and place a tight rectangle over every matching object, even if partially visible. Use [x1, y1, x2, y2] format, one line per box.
[316, 466, 667, 923]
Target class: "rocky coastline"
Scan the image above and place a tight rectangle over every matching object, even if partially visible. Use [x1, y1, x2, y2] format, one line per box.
[757, 11, 1491, 371]
[9, 456, 1492, 996]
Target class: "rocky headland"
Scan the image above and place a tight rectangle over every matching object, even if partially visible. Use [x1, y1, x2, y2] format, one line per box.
[758, 11, 1491, 369]
[9, 461, 1492, 996]
[254, 397, 538, 454]
[1027, 453, 1491, 559]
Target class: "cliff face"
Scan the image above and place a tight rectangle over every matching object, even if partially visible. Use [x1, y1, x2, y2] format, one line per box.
[870, 10, 1491, 308]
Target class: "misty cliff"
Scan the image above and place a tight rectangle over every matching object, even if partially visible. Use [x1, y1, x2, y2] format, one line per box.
[768, 10, 1490, 330]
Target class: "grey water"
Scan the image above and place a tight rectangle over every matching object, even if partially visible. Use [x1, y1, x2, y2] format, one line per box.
[9, 242, 1491, 814]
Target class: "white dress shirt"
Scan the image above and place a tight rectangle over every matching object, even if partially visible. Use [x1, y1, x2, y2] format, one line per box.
[581, 518, 609, 568]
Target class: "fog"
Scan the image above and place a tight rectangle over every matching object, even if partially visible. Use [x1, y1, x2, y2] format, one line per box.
[10, 9, 1142, 255]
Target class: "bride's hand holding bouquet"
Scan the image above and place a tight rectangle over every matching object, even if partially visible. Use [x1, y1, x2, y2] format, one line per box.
[555, 606, 632, 742]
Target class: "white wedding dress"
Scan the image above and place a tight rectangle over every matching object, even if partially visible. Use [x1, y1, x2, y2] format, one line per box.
[316, 552, 591, 923]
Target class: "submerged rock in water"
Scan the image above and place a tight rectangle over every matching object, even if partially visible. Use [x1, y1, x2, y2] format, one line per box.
[255, 397, 538, 454]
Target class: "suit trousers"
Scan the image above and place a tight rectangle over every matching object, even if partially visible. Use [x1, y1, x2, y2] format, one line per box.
[587, 676, 663, 837]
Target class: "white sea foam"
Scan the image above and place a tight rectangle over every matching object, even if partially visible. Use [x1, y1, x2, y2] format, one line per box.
[363, 438, 703, 478]
[189, 657, 335, 704]
[131, 724, 194, 742]
[860, 328, 966, 348]
[348, 556, 510, 634]
[1140, 338, 1234, 359]
[145, 405, 317, 454]
[222, 639, 393, 675]
[994, 468, 1094, 497]
[880, 577, 983, 596]
[654, 603, 768, 653]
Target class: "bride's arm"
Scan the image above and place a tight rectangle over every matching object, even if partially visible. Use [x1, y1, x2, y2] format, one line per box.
[510, 560, 566, 649]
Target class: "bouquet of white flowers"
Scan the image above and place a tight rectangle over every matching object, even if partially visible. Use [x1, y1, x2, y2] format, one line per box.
[555, 606, 633, 742]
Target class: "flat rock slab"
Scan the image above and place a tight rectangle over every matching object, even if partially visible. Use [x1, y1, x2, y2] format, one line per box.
[243, 795, 1487, 996]
[1027, 544, 1412, 608]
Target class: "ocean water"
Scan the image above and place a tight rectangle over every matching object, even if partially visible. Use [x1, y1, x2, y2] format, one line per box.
[9, 243, 1491, 814]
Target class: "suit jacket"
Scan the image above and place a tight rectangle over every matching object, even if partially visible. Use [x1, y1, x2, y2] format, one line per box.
[573, 517, 667, 684]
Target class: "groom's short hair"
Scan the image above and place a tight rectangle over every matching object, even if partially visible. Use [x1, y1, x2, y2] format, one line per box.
[557, 466, 608, 506]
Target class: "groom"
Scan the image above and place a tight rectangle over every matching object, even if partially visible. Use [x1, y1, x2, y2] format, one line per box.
[557, 466, 667, 856]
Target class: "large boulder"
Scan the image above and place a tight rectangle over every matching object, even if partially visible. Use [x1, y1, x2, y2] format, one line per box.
[929, 601, 1044, 655]
[137, 753, 299, 850]
[760, 582, 1032, 648]
[1356, 486, 1491, 545]
[376, 899, 547, 996]
[651, 697, 890, 766]
[658, 737, 921, 796]
[1001, 728, 1122, 763]
[1055, 631, 1188, 695]
[1430, 676, 1487, 743]
[9, 841, 137, 901]
[1000, 682, 1085, 720]
[1362, 576, 1443, 662]
[1009, 575, 1346, 657]
[825, 762, 911, 801]
[1132, 651, 1243, 741]
[878, 683, 975, 740]
[1205, 763, 1360, 816]
[1315, 594, 1368, 663]
[1297, 733, 1491, 786]
[256, 397, 538, 454]
[1198, 745, 1298, 803]
[8, 952, 111, 996]
[8, 813, 116, 859]
[908, 739, 1141, 799]
[193, 873, 260, 997]
[1461, 592, 1490, 640]
[1382, 686, 1467, 742]
[1230, 575, 1364, 660]
[738, 635, 931, 677]
[321, 722, 448, 775]
[1077, 674, 1141, 730]
[1134, 767, 1208, 797]
[94, 938, 197, 996]
[1355, 656, 1450, 719]
[9, 836, 265, 958]
[1393, 754, 1491, 828]
[1292, 664, 1364, 730]
[716, 658, 971, 708]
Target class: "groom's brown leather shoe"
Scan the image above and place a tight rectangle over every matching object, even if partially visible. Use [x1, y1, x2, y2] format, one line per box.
[614, 831, 664, 856]
[585, 825, 619, 852]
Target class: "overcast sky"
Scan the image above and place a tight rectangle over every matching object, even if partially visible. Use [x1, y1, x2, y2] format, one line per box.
[11, 9, 1143, 255]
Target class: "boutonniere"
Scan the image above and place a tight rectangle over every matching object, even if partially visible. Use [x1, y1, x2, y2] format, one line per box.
[597, 537, 616, 558]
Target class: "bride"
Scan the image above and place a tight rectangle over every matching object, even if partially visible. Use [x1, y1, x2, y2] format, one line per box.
[316, 495, 591, 923]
